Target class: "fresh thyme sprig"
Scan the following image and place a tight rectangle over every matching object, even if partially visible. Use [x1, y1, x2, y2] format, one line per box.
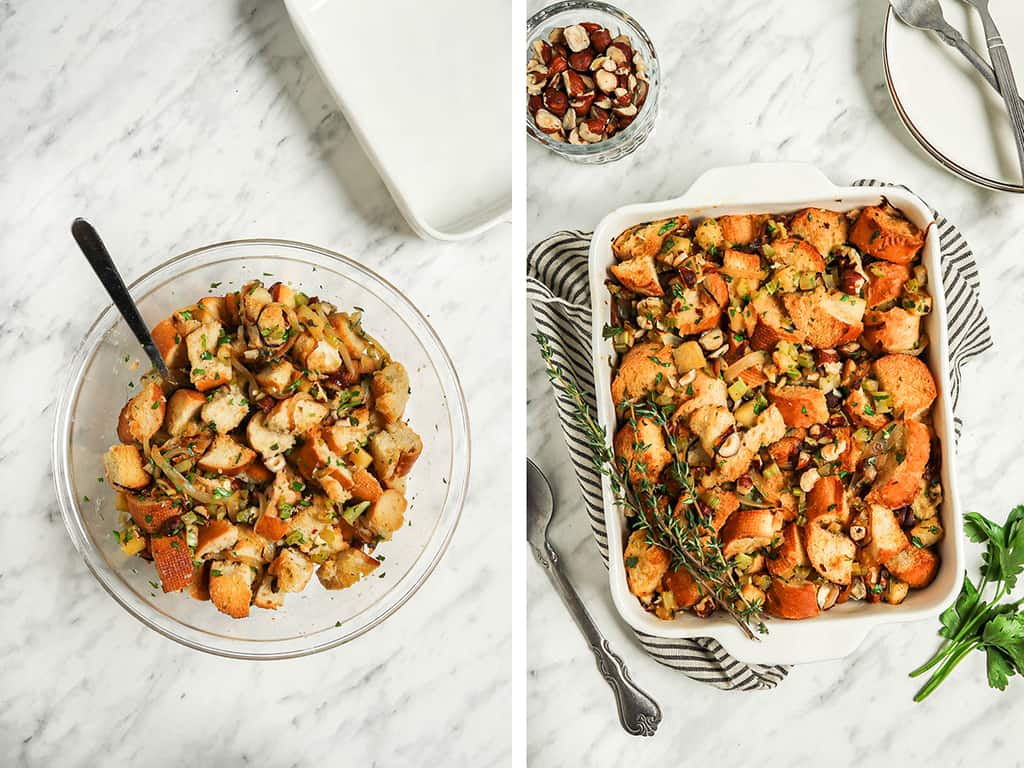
[534, 331, 767, 639]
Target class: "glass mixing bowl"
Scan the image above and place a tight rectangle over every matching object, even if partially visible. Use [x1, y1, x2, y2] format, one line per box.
[52, 239, 470, 659]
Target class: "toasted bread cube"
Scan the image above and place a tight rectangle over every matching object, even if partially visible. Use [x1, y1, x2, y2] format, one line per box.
[806, 524, 856, 585]
[744, 404, 787, 453]
[246, 412, 295, 461]
[692, 488, 740, 532]
[789, 208, 848, 259]
[198, 434, 256, 476]
[910, 516, 944, 548]
[370, 362, 410, 424]
[694, 218, 724, 251]
[766, 578, 820, 619]
[609, 255, 663, 297]
[253, 570, 286, 610]
[806, 475, 849, 525]
[612, 217, 682, 260]
[150, 531, 194, 592]
[689, 404, 735, 458]
[117, 382, 165, 444]
[783, 290, 865, 349]
[368, 421, 422, 485]
[767, 522, 809, 578]
[306, 340, 343, 374]
[325, 406, 371, 455]
[769, 238, 826, 272]
[676, 370, 729, 419]
[255, 300, 288, 344]
[195, 518, 239, 560]
[844, 387, 890, 430]
[254, 360, 295, 396]
[611, 342, 673, 406]
[873, 354, 937, 419]
[868, 420, 931, 509]
[317, 548, 380, 590]
[719, 509, 782, 559]
[864, 504, 910, 566]
[717, 214, 766, 246]
[189, 561, 211, 601]
[863, 307, 921, 354]
[196, 295, 228, 324]
[151, 317, 188, 369]
[126, 494, 179, 534]
[349, 468, 383, 502]
[885, 577, 910, 605]
[103, 444, 151, 490]
[269, 282, 296, 308]
[164, 389, 206, 437]
[749, 293, 804, 350]
[269, 548, 315, 592]
[886, 545, 939, 588]
[364, 489, 407, 540]
[254, 510, 291, 542]
[850, 204, 925, 264]
[865, 262, 911, 308]
[667, 285, 722, 336]
[624, 530, 671, 602]
[228, 525, 275, 566]
[292, 428, 334, 481]
[186, 322, 232, 391]
[720, 248, 766, 279]
[266, 392, 329, 435]
[200, 381, 249, 434]
[240, 281, 272, 324]
[769, 385, 829, 428]
[209, 560, 256, 618]
[664, 568, 702, 609]
[613, 417, 671, 485]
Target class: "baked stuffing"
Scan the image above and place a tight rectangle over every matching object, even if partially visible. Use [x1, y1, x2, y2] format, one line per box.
[103, 279, 422, 619]
[607, 203, 942, 621]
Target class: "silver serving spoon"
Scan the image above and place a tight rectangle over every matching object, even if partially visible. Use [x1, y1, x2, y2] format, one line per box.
[527, 458, 661, 737]
[72, 218, 185, 386]
[889, 0, 1024, 112]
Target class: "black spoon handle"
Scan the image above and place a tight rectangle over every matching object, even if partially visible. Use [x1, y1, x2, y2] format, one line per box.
[71, 218, 171, 380]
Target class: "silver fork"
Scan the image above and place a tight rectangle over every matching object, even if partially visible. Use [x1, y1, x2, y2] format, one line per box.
[526, 458, 661, 737]
[960, 0, 1024, 180]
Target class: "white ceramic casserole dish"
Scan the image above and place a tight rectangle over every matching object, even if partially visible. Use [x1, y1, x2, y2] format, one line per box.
[589, 162, 963, 665]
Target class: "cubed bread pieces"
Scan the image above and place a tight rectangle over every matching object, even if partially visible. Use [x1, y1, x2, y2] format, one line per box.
[864, 504, 910, 566]
[886, 545, 939, 588]
[767, 522, 809, 578]
[364, 489, 407, 541]
[246, 412, 296, 462]
[766, 578, 820, 619]
[610, 342, 674, 405]
[664, 568, 702, 609]
[749, 293, 804, 351]
[865, 261, 911, 308]
[768, 238, 826, 272]
[126, 494, 179, 534]
[200, 381, 250, 434]
[624, 529, 671, 602]
[805, 524, 856, 585]
[863, 307, 921, 354]
[195, 518, 239, 560]
[103, 444, 151, 490]
[613, 417, 671, 485]
[668, 285, 722, 336]
[164, 388, 206, 437]
[717, 214, 767, 246]
[150, 531, 194, 592]
[609, 255, 663, 297]
[268, 548, 314, 592]
[844, 387, 890, 431]
[873, 354, 937, 419]
[719, 509, 783, 559]
[868, 420, 931, 509]
[692, 488, 740, 532]
[788, 208, 848, 259]
[349, 468, 383, 502]
[850, 204, 925, 264]
[910, 516, 944, 548]
[254, 360, 295, 396]
[371, 362, 410, 423]
[612, 217, 682, 260]
[325, 406, 370, 455]
[186, 321, 232, 391]
[721, 249, 765, 279]
[117, 382, 165, 444]
[782, 289, 865, 348]
[367, 421, 422, 486]
[253, 570, 285, 610]
[317, 548, 380, 590]
[768, 385, 829, 428]
[266, 392, 328, 434]
[198, 434, 256, 476]
[151, 317, 188, 369]
[689, 405, 735, 458]
[209, 560, 256, 618]
[228, 525, 275, 566]
[806, 475, 849, 525]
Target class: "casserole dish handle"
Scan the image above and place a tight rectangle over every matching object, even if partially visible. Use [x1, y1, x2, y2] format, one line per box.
[676, 162, 838, 206]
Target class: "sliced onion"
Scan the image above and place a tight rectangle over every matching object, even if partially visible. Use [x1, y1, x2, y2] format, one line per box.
[151, 446, 237, 506]
[724, 351, 766, 383]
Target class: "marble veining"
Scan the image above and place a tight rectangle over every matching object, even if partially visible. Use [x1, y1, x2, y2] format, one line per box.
[0, 1, 517, 766]
[528, 0, 1024, 764]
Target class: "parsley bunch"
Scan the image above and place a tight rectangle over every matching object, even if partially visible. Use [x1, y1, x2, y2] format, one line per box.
[910, 506, 1024, 701]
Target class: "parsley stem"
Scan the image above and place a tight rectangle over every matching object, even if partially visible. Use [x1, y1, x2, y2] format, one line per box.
[913, 638, 981, 702]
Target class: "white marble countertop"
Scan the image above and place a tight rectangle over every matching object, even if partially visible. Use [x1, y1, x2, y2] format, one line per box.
[527, 0, 1024, 764]
[0, 2, 516, 766]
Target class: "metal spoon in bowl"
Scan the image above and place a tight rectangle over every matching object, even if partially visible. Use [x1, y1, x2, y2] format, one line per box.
[527, 458, 661, 737]
[71, 218, 187, 386]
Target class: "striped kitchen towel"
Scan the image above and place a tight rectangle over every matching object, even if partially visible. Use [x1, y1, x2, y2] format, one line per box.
[526, 181, 993, 691]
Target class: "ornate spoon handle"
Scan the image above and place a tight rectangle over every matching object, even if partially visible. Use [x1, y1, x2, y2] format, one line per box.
[530, 540, 661, 736]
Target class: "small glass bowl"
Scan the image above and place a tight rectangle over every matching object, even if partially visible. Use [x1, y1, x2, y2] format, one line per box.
[52, 239, 470, 659]
[526, 1, 660, 164]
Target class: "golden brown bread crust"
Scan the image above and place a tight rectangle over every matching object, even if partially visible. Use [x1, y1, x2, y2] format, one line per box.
[782, 290, 865, 348]
[612, 217, 683, 260]
[863, 307, 921, 354]
[874, 354, 937, 419]
[766, 522, 809, 578]
[150, 531, 194, 592]
[865, 261, 910, 308]
[867, 420, 931, 509]
[209, 561, 256, 618]
[844, 387, 890, 431]
[768, 385, 829, 428]
[127, 494, 179, 534]
[788, 208, 848, 259]
[317, 548, 380, 589]
[805, 523, 856, 585]
[719, 509, 783, 559]
[749, 293, 804, 350]
[195, 518, 239, 560]
[198, 434, 256, 476]
[103, 444, 151, 490]
[864, 504, 910, 566]
[766, 578, 820, 619]
[664, 567, 702, 609]
[613, 417, 671, 485]
[371, 362, 410, 424]
[610, 342, 673, 406]
[721, 249, 765, 279]
[151, 318, 187, 369]
[117, 382, 166, 444]
[624, 530, 671, 601]
[805, 475, 849, 525]
[887, 545, 939, 588]
[770, 238, 826, 272]
[850, 204, 925, 264]
[610, 256, 663, 297]
[164, 388, 206, 437]
[717, 214, 767, 246]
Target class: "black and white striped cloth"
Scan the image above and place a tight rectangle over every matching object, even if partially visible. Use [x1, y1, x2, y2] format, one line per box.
[527, 181, 993, 691]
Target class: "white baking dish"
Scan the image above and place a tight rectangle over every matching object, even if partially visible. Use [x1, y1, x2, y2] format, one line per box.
[589, 162, 963, 665]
